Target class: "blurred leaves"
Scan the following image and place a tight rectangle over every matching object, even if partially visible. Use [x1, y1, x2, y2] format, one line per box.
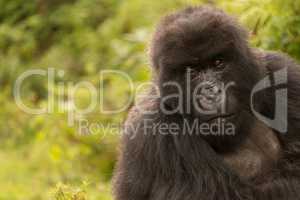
[52, 183, 88, 200]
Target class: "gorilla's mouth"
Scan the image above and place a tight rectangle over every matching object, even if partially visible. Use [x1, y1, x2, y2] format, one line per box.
[205, 113, 236, 122]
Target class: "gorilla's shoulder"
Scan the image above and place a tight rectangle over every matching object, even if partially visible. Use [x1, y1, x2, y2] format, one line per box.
[261, 50, 300, 72]
[122, 89, 160, 140]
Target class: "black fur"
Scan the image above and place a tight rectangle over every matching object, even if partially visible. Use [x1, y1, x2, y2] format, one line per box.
[113, 6, 300, 200]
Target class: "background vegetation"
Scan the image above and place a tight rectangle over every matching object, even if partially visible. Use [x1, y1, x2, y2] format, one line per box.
[0, 0, 299, 199]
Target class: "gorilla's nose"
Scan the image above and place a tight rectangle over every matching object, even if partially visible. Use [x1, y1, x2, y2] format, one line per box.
[198, 83, 223, 111]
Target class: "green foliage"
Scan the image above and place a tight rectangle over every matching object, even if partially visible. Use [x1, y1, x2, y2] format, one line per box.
[52, 183, 88, 200]
[219, 0, 300, 60]
[0, 0, 299, 199]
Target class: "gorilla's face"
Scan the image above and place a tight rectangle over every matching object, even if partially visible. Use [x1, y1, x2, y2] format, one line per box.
[151, 7, 262, 148]
[157, 43, 249, 121]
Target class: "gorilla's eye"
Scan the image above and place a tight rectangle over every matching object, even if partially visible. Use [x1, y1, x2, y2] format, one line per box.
[212, 57, 225, 70]
[215, 59, 222, 66]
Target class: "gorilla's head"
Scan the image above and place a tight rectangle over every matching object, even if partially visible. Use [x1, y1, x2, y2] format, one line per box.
[150, 6, 263, 151]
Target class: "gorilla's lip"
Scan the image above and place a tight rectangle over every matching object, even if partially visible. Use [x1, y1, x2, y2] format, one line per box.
[205, 113, 236, 122]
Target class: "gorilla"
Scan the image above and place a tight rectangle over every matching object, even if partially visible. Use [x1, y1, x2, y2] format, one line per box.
[113, 6, 300, 200]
